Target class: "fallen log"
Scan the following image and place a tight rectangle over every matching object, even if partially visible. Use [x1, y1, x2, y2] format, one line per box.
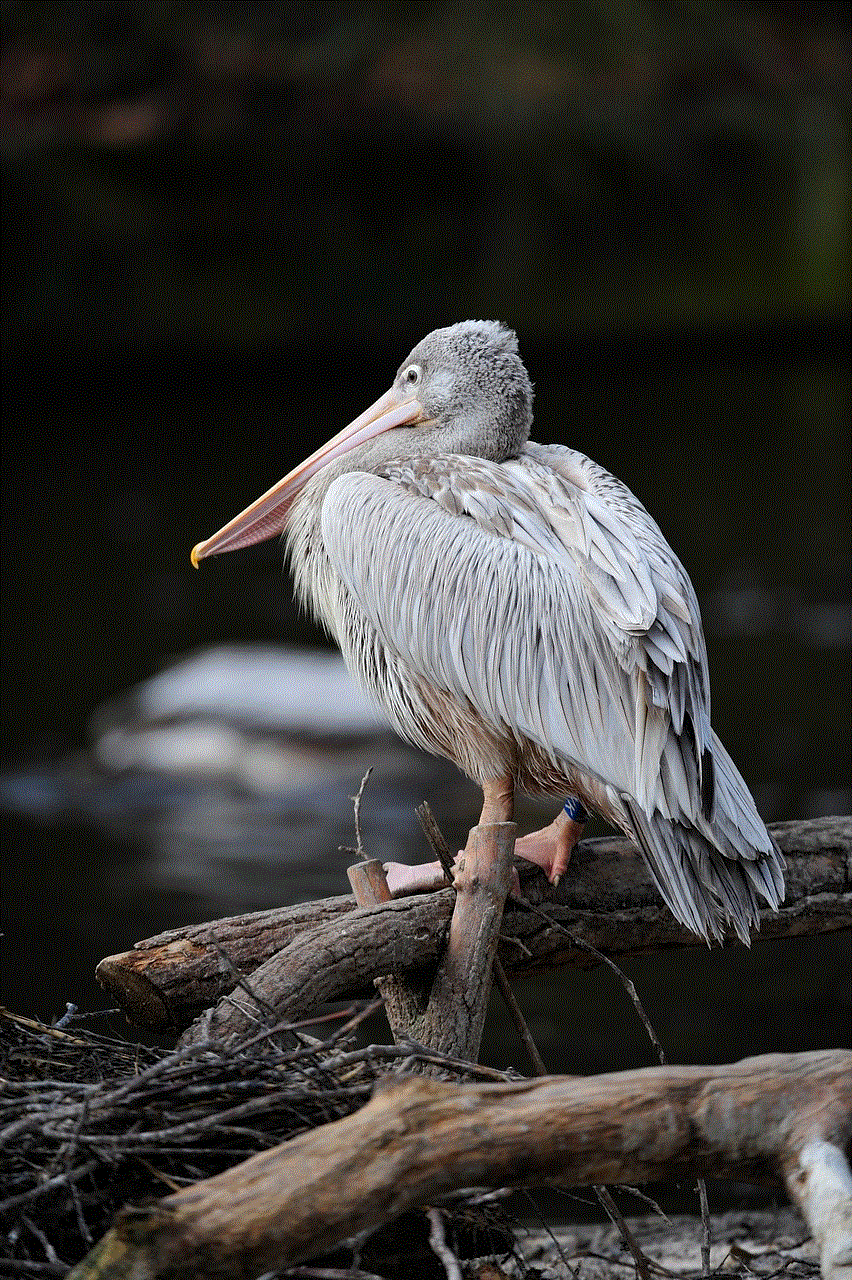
[95, 817, 851, 1032]
[68, 1049, 852, 1280]
[97, 894, 356, 1030]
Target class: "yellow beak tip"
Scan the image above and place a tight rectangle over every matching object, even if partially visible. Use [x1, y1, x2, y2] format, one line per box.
[190, 543, 204, 569]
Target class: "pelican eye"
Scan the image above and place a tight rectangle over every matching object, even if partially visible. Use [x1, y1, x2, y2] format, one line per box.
[403, 364, 421, 386]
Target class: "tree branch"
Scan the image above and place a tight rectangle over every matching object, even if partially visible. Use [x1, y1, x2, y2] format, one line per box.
[94, 818, 851, 1033]
[68, 1049, 852, 1280]
[346, 858, 431, 1041]
[416, 821, 515, 1064]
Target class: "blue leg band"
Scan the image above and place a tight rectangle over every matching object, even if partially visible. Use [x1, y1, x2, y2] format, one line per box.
[563, 797, 590, 823]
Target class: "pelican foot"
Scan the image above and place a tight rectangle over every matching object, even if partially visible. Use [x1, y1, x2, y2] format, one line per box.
[383, 860, 449, 897]
[384, 851, 522, 898]
[514, 811, 584, 886]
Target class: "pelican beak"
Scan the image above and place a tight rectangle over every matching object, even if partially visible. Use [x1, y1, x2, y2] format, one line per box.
[191, 386, 423, 566]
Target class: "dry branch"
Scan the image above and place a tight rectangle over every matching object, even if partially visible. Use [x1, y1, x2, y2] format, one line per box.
[416, 821, 515, 1063]
[347, 858, 431, 1040]
[0, 1005, 519, 1274]
[68, 1049, 852, 1280]
[96, 817, 851, 1033]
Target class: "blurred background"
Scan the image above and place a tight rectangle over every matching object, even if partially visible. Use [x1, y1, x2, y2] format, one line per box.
[1, 0, 849, 1092]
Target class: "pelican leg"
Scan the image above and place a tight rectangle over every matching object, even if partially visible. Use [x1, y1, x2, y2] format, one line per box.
[449, 776, 517, 891]
[476, 776, 515, 825]
[514, 808, 586, 887]
[384, 777, 515, 899]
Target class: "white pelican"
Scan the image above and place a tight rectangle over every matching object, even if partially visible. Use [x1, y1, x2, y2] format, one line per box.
[192, 321, 784, 943]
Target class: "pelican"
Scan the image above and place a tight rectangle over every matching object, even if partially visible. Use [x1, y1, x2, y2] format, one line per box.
[192, 321, 784, 943]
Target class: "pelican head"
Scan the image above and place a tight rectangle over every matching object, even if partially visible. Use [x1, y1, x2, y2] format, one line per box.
[394, 320, 533, 461]
[191, 320, 533, 565]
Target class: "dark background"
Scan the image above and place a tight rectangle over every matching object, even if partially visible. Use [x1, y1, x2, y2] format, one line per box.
[1, 2, 849, 1079]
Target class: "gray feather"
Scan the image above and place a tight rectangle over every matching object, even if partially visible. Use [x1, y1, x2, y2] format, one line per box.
[279, 322, 783, 943]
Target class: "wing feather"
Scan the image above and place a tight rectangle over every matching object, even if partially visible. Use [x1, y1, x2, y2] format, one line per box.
[317, 444, 782, 940]
[321, 446, 705, 810]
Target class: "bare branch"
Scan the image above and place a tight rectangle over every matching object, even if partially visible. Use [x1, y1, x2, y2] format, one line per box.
[95, 817, 851, 1033]
[339, 768, 373, 860]
[68, 1050, 852, 1280]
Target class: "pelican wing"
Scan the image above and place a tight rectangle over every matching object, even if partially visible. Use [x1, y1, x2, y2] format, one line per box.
[320, 444, 782, 941]
[321, 443, 711, 824]
[523, 442, 715, 817]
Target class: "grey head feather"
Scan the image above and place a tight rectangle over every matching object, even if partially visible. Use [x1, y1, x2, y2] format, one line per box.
[392, 320, 534, 464]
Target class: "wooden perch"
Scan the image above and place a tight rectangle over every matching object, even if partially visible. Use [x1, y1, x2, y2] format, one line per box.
[68, 1049, 852, 1280]
[95, 817, 851, 1032]
[347, 857, 432, 1039]
[181, 822, 517, 1052]
[416, 821, 515, 1062]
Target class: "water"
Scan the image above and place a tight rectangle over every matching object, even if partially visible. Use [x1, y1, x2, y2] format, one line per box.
[1, 335, 849, 1074]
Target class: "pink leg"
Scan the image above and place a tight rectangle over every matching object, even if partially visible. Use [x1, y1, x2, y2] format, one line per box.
[385, 790, 585, 897]
[477, 776, 514, 825]
[384, 777, 515, 899]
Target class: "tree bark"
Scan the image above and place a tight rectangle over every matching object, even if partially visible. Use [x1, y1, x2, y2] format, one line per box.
[97, 894, 356, 1030]
[95, 817, 851, 1035]
[347, 858, 432, 1040]
[416, 821, 515, 1063]
[67, 1049, 852, 1280]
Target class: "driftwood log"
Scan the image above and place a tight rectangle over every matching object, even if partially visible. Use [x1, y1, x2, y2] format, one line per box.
[95, 816, 851, 1033]
[69, 1049, 852, 1280]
